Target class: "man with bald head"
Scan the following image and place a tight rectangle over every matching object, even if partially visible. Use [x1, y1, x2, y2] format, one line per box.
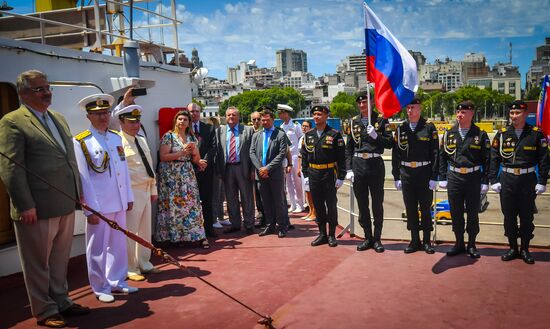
[188, 102, 218, 237]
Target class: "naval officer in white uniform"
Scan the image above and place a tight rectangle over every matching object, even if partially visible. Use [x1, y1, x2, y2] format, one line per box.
[112, 103, 160, 281]
[73, 94, 136, 303]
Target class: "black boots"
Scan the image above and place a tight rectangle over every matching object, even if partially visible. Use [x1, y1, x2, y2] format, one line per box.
[311, 223, 338, 247]
[446, 234, 466, 256]
[311, 223, 328, 246]
[328, 225, 338, 247]
[520, 239, 535, 264]
[501, 238, 519, 261]
[467, 237, 480, 258]
[404, 230, 421, 254]
[422, 231, 435, 254]
[357, 228, 373, 251]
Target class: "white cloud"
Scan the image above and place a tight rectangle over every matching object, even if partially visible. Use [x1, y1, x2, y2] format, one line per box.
[130, 0, 550, 81]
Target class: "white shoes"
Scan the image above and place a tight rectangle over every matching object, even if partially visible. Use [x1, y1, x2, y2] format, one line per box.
[97, 293, 115, 303]
[212, 221, 223, 229]
[292, 207, 304, 213]
[112, 286, 139, 294]
[219, 219, 232, 226]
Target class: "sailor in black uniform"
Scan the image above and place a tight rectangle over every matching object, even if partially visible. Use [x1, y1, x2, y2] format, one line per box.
[490, 100, 549, 264]
[439, 100, 490, 258]
[391, 98, 439, 254]
[300, 105, 346, 247]
[345, 92, 393, 252]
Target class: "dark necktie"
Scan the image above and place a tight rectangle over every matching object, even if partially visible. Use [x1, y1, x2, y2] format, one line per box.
[194, 123, 199, 135]
[135, 137, 155, 178]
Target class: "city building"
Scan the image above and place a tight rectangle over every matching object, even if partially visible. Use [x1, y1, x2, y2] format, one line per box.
[419, 58, 463, 91]
[283, 71, 315, 89]
[191, 48, 203, 69]
[276, 48, 308, 76]
[526, 37, 550, 91]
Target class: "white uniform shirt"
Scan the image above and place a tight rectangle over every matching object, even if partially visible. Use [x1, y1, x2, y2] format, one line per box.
[73, 126, 134, 216]
[120, 131, 158, 196]
[281, 119, 303, 156]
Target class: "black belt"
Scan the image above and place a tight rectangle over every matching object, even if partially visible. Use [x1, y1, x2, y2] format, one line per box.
[226, 162, 241, 165]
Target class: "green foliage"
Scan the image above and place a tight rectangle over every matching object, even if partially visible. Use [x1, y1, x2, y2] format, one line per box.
[330, 103, 357, 119]
[219, 87, 305, 121]
[191, 98, 205, 109]
[422, 85, 515, 120]
[525, 86, 541, 100]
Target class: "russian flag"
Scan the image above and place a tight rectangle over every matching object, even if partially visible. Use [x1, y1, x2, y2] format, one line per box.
[364, 3, 418, 118]
[536, 75, 550, 136]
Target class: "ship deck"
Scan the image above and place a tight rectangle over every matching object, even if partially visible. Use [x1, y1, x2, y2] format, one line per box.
[2, 215, 550, 329]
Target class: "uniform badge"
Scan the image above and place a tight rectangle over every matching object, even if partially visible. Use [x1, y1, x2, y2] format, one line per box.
[474, 136, 479, 144]
[485, 139, 490, 149]
[385, 123, 391, 131]
[117, 146, 126, 161]
[542, 138, 548, 148]
[432, 130, 438, 139]
[338, 139, 344, 146]
[492, 138, 499, 148]
[375, 122, 379, 129]
[325, 136, 333, 144]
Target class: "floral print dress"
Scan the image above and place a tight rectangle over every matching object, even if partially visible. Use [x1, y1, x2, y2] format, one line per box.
[155, 132, 206, 243]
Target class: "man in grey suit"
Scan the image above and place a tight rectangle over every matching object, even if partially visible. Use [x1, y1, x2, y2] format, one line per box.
[215, 106, 255, 234]
[0, 70, 89, 328]
[250, 107, 289, 237]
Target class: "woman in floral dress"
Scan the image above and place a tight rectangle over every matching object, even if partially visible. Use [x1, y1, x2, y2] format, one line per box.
[155, 110, 209, 248]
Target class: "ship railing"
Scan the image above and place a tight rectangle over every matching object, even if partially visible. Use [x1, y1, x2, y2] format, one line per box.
[0, 0, 183, 64]
[337, 181, 550, 245]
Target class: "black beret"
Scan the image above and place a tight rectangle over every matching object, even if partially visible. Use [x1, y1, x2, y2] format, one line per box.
[509, 100, 527, 110]
[311, 105, 330, 115]
[356, 92, 368, 102]
[409, 98, 421, 105]
[456, 100, 475, 111]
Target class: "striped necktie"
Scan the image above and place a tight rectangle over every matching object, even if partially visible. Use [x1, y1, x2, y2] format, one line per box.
[229, 128, 237, 163]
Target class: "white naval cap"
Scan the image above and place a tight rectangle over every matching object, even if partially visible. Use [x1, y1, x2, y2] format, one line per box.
[78, 93, 115, 112]
[277, 104, 293, 112]
[112, 104, 143, 121]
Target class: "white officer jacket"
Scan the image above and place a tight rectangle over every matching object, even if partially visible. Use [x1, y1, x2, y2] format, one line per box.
[73, 126, 134, 216]
[281, 119, 303, 156]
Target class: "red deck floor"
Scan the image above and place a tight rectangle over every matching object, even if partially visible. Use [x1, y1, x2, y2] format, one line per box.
[2, 217, 550, 329]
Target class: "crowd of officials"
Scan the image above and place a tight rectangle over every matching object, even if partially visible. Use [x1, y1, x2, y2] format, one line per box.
[0, 70, 548, 328]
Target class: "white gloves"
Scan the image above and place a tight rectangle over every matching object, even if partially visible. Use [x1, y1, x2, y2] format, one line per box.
[491, 183, 501, 193]
[367, 125, 378, 139]
[480, 184, 489, 194]
[335, 179, 344, 189]
[438, 181, 448, 189]
[303, 177, 309, 186]
[394, 180, 402, 191]
[535, 184, 546, 194]
[345, 170, 354, 183]
[429, 180, 437, 190]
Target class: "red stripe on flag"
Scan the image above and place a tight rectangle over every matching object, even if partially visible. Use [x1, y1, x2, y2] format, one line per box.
[367, 56, 402, 118]
[542, 85, 550, 136]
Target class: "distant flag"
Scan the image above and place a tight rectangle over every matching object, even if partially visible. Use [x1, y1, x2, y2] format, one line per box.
[363, 2, 418, 118]
[537, 75, 550, 136]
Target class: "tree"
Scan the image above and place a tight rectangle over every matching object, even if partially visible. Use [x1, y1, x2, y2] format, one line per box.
[525, 86, 541, 100]
[330, 102, 357, 119]
[192, 98, 205, 108]
[219, 87, 305, 121]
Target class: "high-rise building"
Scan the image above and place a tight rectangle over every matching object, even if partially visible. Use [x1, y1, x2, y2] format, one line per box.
[276, 48, 307, 76]
[526, 37, 550, 91]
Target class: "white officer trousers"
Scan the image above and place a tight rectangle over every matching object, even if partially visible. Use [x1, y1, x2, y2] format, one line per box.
[285, 154, 304, 209]
[126, 187, 154, 275]
[86, 211, 129, 295]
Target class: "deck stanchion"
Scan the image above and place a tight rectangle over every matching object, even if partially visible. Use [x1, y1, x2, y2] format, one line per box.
[337, 182, 356, 238]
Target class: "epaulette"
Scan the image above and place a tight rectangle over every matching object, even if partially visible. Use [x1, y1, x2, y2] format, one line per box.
[501, 127, 507, 133]
[74, 130, 91, 141]
[108, 129, 119, 135]
[532, 127, 539, 132]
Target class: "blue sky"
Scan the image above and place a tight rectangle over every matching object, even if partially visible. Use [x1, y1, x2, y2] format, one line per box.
[7, 0, 550, 88]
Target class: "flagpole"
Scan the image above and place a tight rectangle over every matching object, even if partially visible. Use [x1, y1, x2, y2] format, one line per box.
[363, 2, 372, 126]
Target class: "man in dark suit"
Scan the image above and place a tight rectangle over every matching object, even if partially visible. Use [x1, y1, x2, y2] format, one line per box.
[215, 106, 255, 234]
[188, 102, 218, 237]
[0, 70, 89, 328]
[250, 107, 288, 237]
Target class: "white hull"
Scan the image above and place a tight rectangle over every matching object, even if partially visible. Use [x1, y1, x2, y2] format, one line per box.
[0, 37, 192, 277]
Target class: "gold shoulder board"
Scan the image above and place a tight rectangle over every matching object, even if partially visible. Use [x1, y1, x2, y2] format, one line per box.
[74, 130, 91, 141]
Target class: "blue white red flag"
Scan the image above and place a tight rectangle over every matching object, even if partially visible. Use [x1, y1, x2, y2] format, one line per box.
[536, 75, 550, 136]
[364, 2, 418, 118]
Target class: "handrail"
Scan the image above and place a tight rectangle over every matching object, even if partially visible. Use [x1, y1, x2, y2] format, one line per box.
[338, 180, 550, 245]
